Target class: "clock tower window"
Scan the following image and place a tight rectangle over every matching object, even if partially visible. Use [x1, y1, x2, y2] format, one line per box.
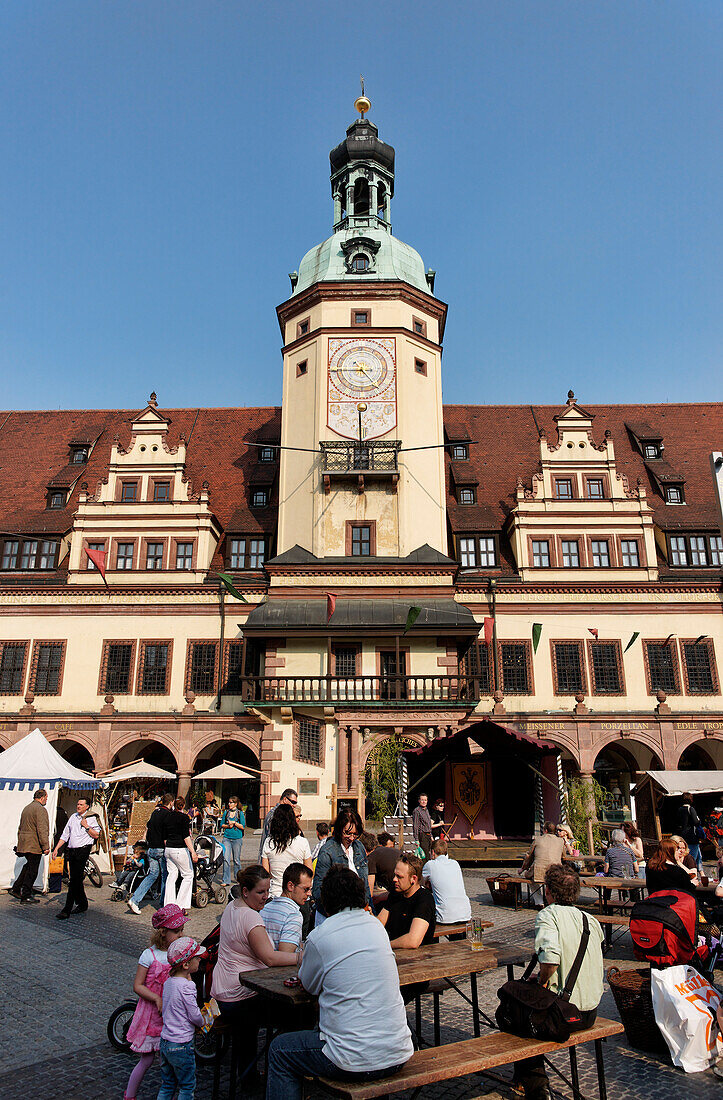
[351, 310, 371, 327]
[351, 254, 370, 273]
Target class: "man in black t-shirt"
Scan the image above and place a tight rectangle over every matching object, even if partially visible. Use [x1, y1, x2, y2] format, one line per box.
[378, 853, 436, 947]
[126, 793, 173, 914]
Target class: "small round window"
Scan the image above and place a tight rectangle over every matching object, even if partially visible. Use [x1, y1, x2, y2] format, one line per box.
[351, 253, 369, 272]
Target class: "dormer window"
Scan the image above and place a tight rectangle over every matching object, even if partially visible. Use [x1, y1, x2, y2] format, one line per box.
[48, 491, 65, 509]
[665, 485, 684, 504]
[644, 443, 661, 459]
[71, 447, 88, 464]
[259, 446, 275, 463]
[458, 488, 476, 505]
[351, 254, 369, 272]
[452, 444, 469, 460]
[252, 489, 268, 508]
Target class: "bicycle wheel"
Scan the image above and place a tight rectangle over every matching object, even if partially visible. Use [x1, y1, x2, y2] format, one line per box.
[107, 1001, 136, 1051]
[195, 1027, 229, 1063]
[86, 857, 103, 888]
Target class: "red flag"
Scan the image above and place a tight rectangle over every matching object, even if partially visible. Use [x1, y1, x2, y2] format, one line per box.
[326, 593, 336, 622]
[483, 616, 494, 645]
[85, 546, 108, 586]
[588, 628, 598, 639]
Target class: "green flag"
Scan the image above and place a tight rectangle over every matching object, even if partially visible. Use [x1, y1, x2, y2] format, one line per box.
[624, 631, 640, 653]
[404, 606, 422, 633]
[216, 573, 247, 602]
[532, 623, 542, 653]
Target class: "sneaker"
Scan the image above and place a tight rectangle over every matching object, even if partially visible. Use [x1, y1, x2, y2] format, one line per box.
[127, 899, 141, 915]
[20, 895, 40, 904]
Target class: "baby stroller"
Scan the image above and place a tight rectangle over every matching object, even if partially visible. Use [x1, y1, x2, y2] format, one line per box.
[110, 859, 160, 904]
[193, 833, 227, 907]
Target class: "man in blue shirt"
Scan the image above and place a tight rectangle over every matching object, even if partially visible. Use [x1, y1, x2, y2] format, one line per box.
[262, 863, 313, 951]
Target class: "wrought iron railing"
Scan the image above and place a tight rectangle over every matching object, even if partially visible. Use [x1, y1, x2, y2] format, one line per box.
[230, 674, 482, 706]
[320, 440, 401, 474]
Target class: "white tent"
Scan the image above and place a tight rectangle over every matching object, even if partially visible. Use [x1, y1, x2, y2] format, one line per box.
[98, 760, 177, 783]
[644, 771, 723, 797]
[193, 760, 260, 781]
[0, 729, 106, 891]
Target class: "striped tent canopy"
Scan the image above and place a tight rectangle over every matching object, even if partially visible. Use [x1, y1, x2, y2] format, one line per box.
[0, 729, 106, 791]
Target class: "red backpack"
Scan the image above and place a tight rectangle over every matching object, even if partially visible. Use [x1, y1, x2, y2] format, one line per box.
[630, 889, 700, 968]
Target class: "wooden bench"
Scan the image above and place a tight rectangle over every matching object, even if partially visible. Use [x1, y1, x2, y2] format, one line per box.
[313, 1017, 624, 1100]
[577, 909, 629, 954]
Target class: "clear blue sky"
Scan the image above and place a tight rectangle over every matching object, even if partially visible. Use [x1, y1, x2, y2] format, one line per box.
[1, 1, 721, 411]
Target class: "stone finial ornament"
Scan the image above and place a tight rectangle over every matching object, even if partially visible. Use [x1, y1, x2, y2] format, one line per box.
[567, 390, 576, 404]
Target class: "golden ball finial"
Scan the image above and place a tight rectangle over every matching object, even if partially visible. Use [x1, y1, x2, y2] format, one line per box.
[354, 94, 371, 118]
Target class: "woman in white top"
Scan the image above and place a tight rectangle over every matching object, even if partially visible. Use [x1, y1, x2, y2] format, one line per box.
[261, 803, 312, 897]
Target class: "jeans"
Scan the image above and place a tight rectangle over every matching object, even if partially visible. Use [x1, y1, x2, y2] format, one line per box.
[266, 1029, 403, 1100]
[14, 851, 42, 898]
[131, 849, 163, 907]
[221, 837, 244, 885]
[688, 842, 704, 873]
[62, 845, 91, 913]
[157, 1037, 196, 1100]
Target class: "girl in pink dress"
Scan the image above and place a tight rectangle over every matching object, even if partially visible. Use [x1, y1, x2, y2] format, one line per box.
[123, 904, 188, 1099]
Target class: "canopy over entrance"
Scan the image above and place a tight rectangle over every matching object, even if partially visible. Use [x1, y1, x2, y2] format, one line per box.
[404, 720, 560, 842]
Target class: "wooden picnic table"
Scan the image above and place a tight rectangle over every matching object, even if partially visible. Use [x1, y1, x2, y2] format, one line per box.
[239, 939, 528, 1038]
[432, 920, 493, 939]
[563, 853, 605, 865]
[579, 875, 644, 916]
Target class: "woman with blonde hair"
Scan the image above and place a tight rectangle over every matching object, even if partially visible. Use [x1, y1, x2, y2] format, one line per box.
[670, 835, 699, 886]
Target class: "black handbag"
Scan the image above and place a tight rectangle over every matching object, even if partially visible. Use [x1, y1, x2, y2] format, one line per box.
[495, 913, 590, 1041]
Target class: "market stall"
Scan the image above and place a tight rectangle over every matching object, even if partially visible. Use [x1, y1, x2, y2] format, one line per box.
[0, 728, 107, 892]
[631, 770, 723, 846]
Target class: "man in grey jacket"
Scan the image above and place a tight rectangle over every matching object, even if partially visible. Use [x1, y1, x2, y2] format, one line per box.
[11, 789, 50, 903]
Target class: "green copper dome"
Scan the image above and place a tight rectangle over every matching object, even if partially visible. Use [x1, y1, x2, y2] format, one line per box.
[295, 226, 429, 294]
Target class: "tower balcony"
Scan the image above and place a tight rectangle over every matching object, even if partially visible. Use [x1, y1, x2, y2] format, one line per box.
[320, 440, 401, 493]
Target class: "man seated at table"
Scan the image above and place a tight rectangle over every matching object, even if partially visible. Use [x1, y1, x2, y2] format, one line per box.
[261, 862, 313, 952]
[520, 821, 566, 885]
[513, 863, 604, 1100]
[377, 853, 436, 947]
[422, 838, 471, 924]
[266, 865, 414, 1100]
[367, 831, 402, 896]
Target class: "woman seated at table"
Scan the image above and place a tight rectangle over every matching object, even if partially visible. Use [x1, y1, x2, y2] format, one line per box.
[261, 803, 313, 897]
[555, 824, 576, 857]
[670, 835, 700, 886]
[211, 865, 299, 1084]
[646, 838, 698, 896]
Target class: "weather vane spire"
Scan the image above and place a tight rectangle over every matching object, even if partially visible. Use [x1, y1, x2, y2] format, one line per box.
[354, 75, 371, 119]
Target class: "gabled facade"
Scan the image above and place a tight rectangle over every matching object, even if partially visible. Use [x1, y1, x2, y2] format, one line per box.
[1, 100, 722, 837]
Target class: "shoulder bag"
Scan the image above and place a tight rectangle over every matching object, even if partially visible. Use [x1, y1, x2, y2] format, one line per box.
[495, 912, 590, 1041]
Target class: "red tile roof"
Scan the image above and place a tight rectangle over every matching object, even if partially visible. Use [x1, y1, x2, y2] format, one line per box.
[0, 400, 721, 582]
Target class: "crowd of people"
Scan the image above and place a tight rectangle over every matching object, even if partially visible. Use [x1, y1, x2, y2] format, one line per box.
[10, 782, 723, 1099]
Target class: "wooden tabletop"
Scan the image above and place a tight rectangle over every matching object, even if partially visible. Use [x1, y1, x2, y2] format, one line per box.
[580, 875, 643, 890]
[432, 920, 493, 939]
[563, 853, 604, 864]
[239, 940, 529, 1006]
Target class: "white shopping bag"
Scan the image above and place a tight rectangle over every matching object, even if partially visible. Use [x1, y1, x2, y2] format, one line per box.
[650, 965, 723, 1073]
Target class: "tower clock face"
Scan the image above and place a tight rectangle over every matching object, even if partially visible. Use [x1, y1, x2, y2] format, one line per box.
[328, 337, 397, 440]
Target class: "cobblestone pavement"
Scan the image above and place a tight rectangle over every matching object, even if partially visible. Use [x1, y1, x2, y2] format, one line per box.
[1, 845, 721, 1099]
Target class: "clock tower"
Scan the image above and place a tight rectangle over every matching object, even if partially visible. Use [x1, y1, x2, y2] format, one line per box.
[275, 97, 448, 558]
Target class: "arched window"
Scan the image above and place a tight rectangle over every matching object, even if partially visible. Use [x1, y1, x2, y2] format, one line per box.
[353, 178, 370, 215]
[377, 183, 387, 220]
[351, 253, 369, 273]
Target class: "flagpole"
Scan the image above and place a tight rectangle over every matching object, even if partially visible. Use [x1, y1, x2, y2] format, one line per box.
[489, 579, 499, 694]
[216, 580, 225, 711]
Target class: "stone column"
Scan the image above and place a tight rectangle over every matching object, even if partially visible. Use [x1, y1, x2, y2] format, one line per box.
[579, 772, 597, 855]
[177, 772, 193, 799]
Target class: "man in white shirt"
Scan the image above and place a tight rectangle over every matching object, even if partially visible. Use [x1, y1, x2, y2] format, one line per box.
[422, 838, 472, 924]
[262, 863, 312, 951]
[266, 865, 414, 1100]
[51, 796, 100, 920]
